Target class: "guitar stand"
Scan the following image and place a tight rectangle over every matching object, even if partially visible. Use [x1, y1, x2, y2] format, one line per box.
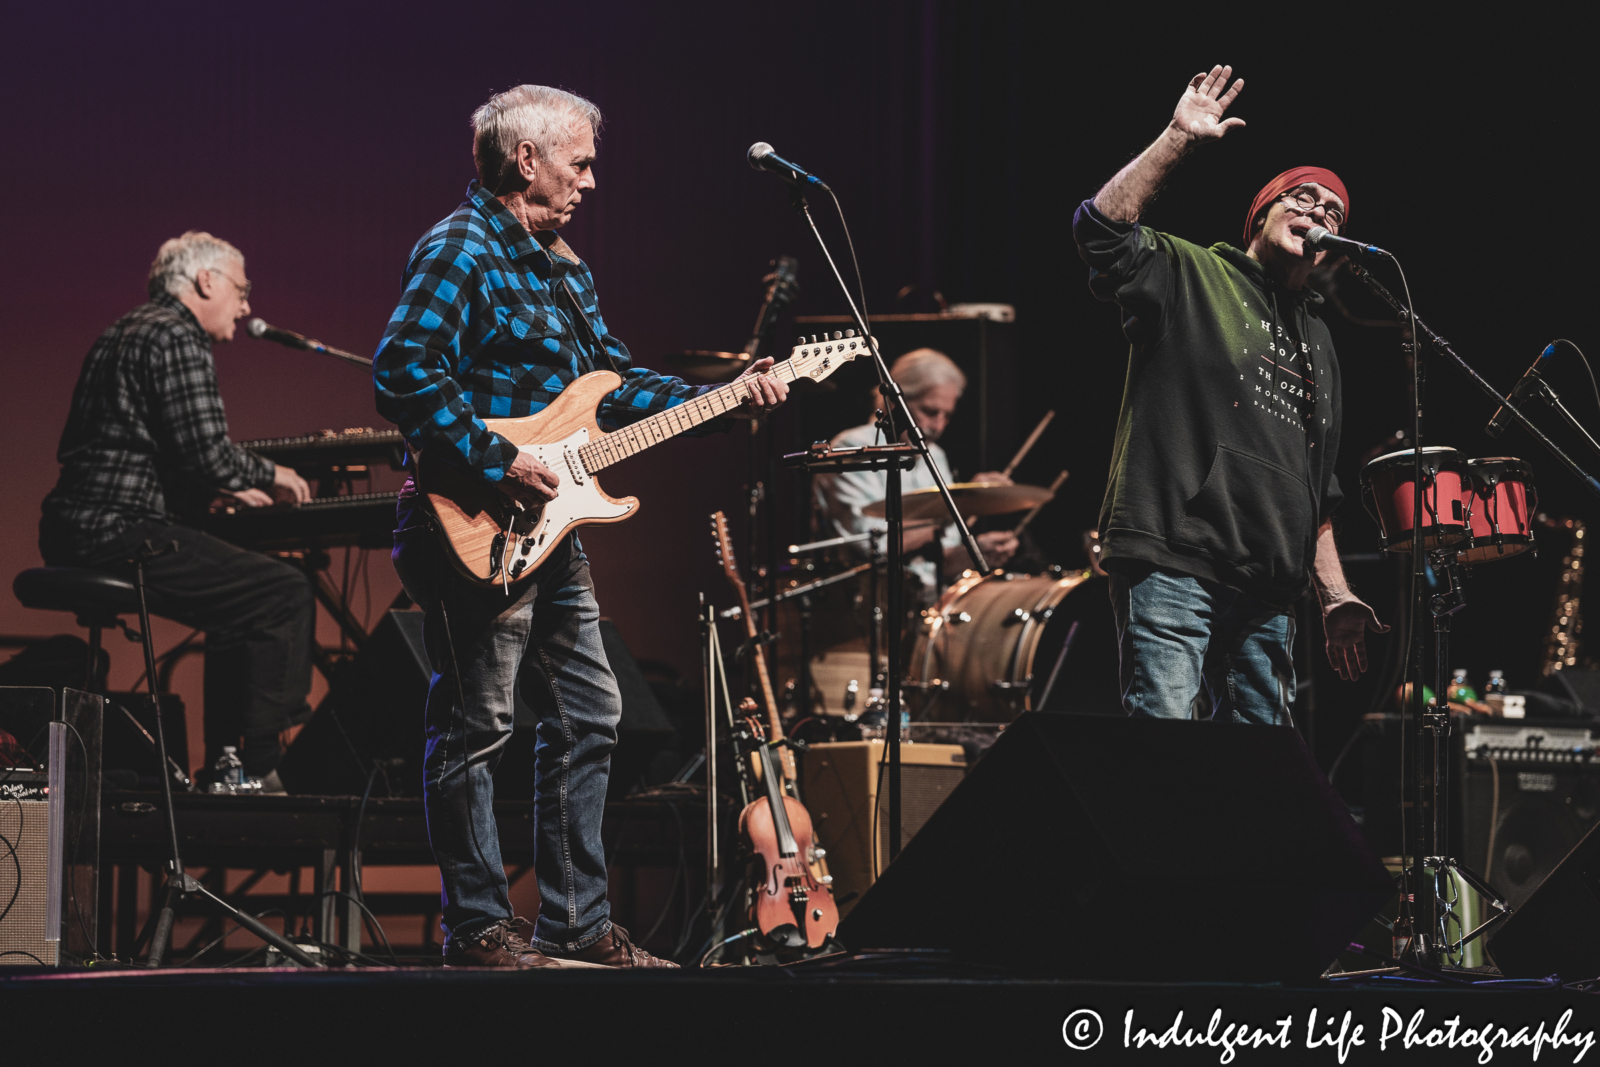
[129, 539, 321, 969]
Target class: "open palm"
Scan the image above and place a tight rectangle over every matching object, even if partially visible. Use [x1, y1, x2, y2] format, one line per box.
[1174, 65, 1246, 142]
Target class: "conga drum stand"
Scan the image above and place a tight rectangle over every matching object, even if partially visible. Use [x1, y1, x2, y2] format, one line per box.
[1354, 263, 1600, 967]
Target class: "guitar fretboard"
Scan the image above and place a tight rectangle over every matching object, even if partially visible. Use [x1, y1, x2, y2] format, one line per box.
[577, 335, 865, 473]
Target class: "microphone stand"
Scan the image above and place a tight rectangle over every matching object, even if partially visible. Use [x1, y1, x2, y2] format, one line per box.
[1353, 264, 1589, 967]
[787, 185, 989, 859]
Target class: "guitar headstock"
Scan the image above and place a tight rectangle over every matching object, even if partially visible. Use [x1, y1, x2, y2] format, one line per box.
[787, 330, 871, 387]
[710, 510, 741, 587]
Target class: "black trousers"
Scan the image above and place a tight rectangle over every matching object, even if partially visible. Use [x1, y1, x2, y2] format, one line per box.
[63, 522, 316, 776]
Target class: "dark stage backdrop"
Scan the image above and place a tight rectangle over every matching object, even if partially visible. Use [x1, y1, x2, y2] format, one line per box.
[0, 6, 1587, 772]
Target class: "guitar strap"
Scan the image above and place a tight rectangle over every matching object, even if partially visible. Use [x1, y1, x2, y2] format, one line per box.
[556, 278, 623, 378]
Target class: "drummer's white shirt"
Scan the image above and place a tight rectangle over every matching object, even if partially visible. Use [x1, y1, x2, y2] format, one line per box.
[812, 422, 962, 601]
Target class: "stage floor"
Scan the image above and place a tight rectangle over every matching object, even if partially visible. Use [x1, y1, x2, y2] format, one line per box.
[5, 961, 1599, 1062]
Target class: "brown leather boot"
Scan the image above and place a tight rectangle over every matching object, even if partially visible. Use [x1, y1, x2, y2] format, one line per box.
[443, 917, 604, 969]
[547, 924, 680, 969]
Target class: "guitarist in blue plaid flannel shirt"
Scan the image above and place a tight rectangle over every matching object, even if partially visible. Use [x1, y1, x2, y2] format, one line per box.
[375, 85, 787, 969]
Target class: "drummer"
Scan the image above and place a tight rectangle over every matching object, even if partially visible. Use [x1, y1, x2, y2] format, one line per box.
[814, 348, 1018, 604]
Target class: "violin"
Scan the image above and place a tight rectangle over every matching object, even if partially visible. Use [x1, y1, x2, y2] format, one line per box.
[736, 707, 838, 948]
[712, 511, 838, 948]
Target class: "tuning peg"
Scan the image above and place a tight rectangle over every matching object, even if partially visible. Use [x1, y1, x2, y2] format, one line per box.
[845, 329, 856, 337]
[796, 336, 805, 345]
[832, 331, 842, 340]
[810, 334, 818, 344]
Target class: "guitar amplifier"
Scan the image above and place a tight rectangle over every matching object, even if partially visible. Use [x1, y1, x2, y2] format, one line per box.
[800, 741, 966, 916]
[0, 687, 103, 965]
[1459, 719, 1600, 911]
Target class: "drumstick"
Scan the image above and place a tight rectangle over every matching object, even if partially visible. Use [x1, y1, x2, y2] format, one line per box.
[1001, 410, 1055, 479]
[1011, 470, 1069, 537]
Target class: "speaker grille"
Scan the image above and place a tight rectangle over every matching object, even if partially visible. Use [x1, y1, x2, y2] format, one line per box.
[875, 765, 966, 859]
[1461, 759, 1600, 910]
[0, 800, 58, 965]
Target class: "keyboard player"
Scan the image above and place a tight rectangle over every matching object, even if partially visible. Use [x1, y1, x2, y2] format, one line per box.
[39, 232, 316, 793]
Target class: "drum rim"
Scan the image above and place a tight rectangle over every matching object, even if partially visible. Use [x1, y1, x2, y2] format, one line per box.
[1368, 445, 1464, 466]
[1466, 456, 1534, 477]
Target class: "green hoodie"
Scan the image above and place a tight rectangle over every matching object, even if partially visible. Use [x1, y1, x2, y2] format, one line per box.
[1074, 199, 1343, 608]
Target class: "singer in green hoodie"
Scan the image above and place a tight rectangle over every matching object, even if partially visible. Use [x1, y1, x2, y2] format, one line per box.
[1073, 64, 1386, 724]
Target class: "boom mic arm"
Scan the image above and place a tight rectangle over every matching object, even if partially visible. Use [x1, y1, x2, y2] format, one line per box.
[246, 318, 371, 369]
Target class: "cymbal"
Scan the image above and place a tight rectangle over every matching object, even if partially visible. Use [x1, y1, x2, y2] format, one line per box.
[861, 482, 1053, 521]
[664, 350, 749, 381]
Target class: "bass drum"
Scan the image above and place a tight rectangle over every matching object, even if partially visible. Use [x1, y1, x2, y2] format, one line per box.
[907, 570, 1122, 722]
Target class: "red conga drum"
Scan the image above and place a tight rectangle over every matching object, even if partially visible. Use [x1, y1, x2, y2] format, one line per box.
[1360, 447, 1473, 553]
[1458, 457, 1536, 564]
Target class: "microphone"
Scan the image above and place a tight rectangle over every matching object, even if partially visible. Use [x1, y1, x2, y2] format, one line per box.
[747, 142, 829, 190]
[245, 318, 372, 368]
[247, 318, 312, 349]
[1485, 343, 1558, 439]
[1304, 226, 1389, 261]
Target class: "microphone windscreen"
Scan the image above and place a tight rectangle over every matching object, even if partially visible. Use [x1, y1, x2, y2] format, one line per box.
[246, 318, 268, 338]
[1304, 226, 1332, 250]
[747, 142, 774, 168]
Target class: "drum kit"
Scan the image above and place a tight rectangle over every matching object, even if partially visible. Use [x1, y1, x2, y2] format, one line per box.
[761, 457, 1121, 728]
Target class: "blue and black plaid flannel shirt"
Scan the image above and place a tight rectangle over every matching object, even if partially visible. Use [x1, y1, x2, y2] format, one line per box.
[40, 292, 275, 562]
[374, 181, 714, 485]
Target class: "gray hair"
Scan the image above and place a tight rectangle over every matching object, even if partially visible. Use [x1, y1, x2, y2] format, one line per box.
[147, 231, 243, 299]
[472, 84, 603, 192]
[891, 348, 967, 399]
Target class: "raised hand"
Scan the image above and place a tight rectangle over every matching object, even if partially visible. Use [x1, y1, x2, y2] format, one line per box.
[1172, 65, 1245, 144]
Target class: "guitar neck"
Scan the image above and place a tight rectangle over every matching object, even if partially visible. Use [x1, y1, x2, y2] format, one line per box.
[578, 359, 803, 474]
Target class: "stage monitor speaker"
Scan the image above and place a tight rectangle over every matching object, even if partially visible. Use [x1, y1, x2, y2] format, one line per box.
[279, 611, 674, 798]
[0, 686, 103, 965]
[800, 740, 967, 915]
[1457, 719, 1600, 912]
[1487, 820, 1600, 978]
[838, 713, 1392, 980]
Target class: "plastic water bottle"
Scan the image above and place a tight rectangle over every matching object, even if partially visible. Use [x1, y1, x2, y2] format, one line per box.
[1447, 669, 1477, 705]
[1485, 670, 1509, 716]
[209, 746, 245, 795]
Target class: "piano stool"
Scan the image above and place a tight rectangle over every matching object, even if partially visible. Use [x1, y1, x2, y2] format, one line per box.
[13, 566, 144, 695]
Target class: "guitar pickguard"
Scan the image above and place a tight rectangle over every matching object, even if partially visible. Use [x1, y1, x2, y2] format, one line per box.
[497, 426, 634, 582]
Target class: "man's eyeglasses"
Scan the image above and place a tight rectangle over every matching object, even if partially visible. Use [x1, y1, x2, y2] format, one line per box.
[201, 268, 252, 300]
[1280, 188, 1345, 231]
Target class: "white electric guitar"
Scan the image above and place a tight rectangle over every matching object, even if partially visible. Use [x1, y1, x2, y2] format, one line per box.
[418, 332, 868, 586]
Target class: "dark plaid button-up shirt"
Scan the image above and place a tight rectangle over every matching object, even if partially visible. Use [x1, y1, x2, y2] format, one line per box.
[40, 292, 275, 562]
[374, 181, 712, 485]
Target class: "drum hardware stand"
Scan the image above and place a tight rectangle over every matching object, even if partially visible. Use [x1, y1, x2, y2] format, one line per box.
[128, 540, 321, 969]
[783, 183, 987, 858]
[1353, 263, 1597, 967]
[782, 528, 890, 689]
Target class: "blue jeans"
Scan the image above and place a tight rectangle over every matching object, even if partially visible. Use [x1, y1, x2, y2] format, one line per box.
[1107, 564, 1296, 726]
[392, 504, 620, 953]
